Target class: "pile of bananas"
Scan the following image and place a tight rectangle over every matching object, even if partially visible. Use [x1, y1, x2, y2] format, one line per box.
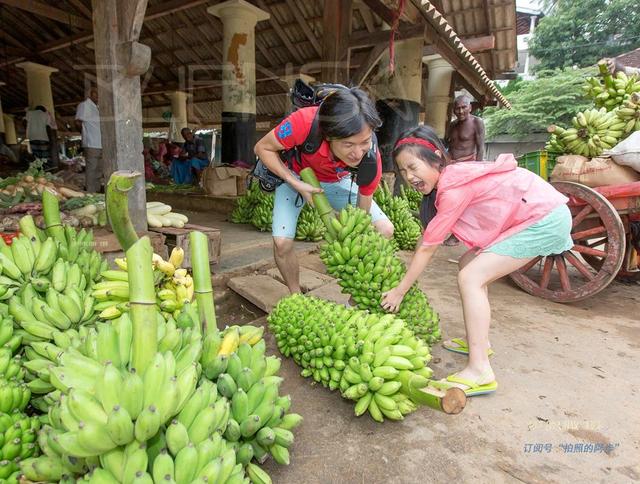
[615, 92, 640, 135]
[295, 204, 326, 242]
[250, 192, 274, 232]
[0, 411, 41, 483]
[270, 295, 435, 422]
[399, 185, 422, 213]
[320, 206, 440, 344]
[583, 67, 640, 111]
[201, 326, 302, 468]
[374, 183, 422, 250]
[547, 108, 625, 158]
[0, 340, 30, 414]
[230, 182, 262, 224]
[94, 248, 195, 321]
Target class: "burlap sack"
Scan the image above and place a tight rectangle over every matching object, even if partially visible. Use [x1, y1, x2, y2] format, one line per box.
[550, 155, 640, 187]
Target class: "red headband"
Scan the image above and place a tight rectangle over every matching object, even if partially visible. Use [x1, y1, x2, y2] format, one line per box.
[395, 137, 437, 152]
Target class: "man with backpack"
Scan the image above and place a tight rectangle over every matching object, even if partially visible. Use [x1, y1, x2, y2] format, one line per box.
[254, 86, 393, 294]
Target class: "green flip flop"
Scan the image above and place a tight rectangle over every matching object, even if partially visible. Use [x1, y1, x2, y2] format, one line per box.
[442, 338, 495, 357]
[444, 373, 498, 397]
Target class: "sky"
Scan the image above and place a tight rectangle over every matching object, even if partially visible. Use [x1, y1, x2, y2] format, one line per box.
[516, 0, 541, 10]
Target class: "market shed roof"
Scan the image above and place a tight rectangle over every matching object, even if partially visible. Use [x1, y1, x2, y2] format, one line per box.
[0, 0, 516, 128]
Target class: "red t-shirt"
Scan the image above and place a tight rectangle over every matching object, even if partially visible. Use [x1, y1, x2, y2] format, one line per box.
[273, 106, 381, 196]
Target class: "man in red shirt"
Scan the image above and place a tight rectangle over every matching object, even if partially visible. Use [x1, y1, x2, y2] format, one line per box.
[254, 87, 393, 293]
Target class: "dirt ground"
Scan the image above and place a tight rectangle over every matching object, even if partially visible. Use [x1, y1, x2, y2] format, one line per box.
[184, 209, 639, 483]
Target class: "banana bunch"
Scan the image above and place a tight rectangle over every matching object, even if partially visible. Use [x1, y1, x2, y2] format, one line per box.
[545, 131, 566, 154]
[95, 248, 195, 321]
[0, 316, 21, 355]
[548, 108, 626, 158]
[202, 327, 301, 470]
[230, 182, 262, 224]
[374, 183, 422, 250]
[295, 204, 326, 242]
[269, 295, 434, 422]
[250, 192, 274, 232]
[9, 282, 97, 347]
[146, 202, 189, 228]
[614, 92, 640, 135]
[0, 411, 41, 483]
[399, 185, 422, 213]
[583, 67, 640, 111]
[320, 205, 440, 344]
[0, 346, 30, 414]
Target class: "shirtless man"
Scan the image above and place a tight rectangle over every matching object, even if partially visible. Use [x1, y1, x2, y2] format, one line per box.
[446, 95, 485, 162]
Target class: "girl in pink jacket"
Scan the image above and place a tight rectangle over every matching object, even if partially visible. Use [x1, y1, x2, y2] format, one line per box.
[381, 126, 573, 396]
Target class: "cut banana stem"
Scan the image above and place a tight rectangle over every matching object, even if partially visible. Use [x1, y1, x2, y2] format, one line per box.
[189, 232, 217, 334]
[106, 171, 141, 252]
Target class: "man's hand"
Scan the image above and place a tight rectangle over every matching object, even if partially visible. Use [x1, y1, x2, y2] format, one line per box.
[604, 58, 623, 75]
[291, 179, 323, 206]
[381, 286, 408, 313]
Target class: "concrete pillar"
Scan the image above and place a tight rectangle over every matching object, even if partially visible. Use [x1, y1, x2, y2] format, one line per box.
[208, 0, 269, 166]
[16, 62, 58, 115]
[372, 38, 424, 190]
[2, 115, 17, 145]
[424, 56, 455, 138]
[168, 91, 189, 142]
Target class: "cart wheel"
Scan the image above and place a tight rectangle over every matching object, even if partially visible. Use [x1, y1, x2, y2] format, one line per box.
[509, 182, 626, 302]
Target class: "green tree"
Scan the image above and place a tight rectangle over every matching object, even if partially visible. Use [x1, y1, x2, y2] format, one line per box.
[528, 0, 640, 71]
[482, 68, 595, 140]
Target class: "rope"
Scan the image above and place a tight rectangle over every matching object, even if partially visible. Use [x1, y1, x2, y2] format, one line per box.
[389, 0, 407, 74]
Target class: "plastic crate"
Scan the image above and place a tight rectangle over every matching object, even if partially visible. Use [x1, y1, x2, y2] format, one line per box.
[517, 150, 562, 180]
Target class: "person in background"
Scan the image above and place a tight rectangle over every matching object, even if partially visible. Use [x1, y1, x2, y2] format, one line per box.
[381, 125, 573, 397]
[446, 95, 485, 162]
[180, 128, 209, 182]
[75, 87, 102, 193]
[24, 105, 52, 167]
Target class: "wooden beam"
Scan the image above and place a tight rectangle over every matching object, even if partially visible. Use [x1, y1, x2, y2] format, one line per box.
[349, 24, 425, 49]
[255, 0, 305, 65]
[285, 0, 322, 57]
[321, 0, 353, 83]
[351, 43, 387, 87]
[124, 0, 148, 41]
[423, 34, 495, 55]
[67, 0, 92, 18]
[357, 5, 376, 32]
[144, 0, 210, 21]
[360, 0, 395, 25]
[0, 0, 92, 29]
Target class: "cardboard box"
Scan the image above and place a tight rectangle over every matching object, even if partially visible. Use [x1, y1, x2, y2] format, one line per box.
[202, 166, 250, 197]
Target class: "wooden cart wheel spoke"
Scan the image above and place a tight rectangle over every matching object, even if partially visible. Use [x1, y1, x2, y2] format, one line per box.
[586, 237, 608, 248]
[571, 225, 607, 241]
[555, 255, 571, 291]
[539, 256, 554, 289]
[563, 251, 595, 281]
[571, 204, 594, 228]
[572, 244, 607, 258]
[518, 256, 542, 274]
[509, 182, 626, 303]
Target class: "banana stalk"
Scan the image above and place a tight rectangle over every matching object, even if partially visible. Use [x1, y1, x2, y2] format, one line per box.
[126, 237, 157, 374]
[189, 231, 217, 334]
[106, 171, 141, 252]
[42, 188, 66, 245]
[299, 168, 337, 238]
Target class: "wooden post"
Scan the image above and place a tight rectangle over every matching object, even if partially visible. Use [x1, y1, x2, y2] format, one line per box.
[321, 0, 353, 84]
[92, 0, 150, 231]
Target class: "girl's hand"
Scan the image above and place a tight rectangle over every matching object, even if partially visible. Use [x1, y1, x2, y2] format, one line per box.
[292, 179, 323, 206]
[381, 287, 407, 313]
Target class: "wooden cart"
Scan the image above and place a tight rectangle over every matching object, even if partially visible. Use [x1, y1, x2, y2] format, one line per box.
[510, 181, 640, 302]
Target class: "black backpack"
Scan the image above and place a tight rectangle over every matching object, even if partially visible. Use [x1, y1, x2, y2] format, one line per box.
[251, 79, 379, 192]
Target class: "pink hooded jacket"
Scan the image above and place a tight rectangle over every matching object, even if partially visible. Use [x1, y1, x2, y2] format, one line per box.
[422, 154, 569, 249]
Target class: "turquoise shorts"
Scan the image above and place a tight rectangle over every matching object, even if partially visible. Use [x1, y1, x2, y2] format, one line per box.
[485, 204, 574, 259]
[272, 175, 389, 239]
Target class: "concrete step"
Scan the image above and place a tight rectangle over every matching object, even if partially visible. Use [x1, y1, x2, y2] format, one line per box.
[227, 274, 290, 313]
[266, 267, 334, 293]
